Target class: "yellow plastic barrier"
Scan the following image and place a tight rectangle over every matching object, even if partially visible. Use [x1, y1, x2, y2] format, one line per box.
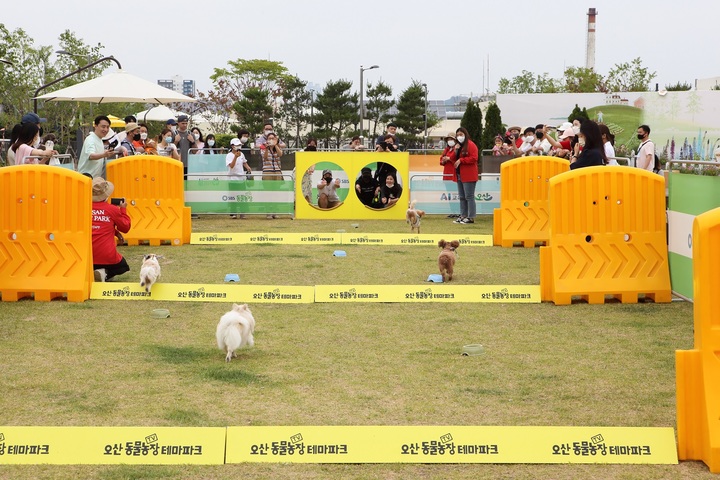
[493, 156, 570, 247]
[539, 166, 671, 305]
[676, 207, 720, 473]
[0, 166, 92, 302]
[107, 156, 191, 246]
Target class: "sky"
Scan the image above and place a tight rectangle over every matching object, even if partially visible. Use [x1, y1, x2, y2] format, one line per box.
[3, 0, 717, 102]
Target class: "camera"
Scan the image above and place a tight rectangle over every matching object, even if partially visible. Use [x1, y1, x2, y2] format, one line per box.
[110, 197, 125, 206]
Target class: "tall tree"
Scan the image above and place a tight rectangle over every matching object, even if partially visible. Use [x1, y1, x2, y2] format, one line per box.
[365, 80, 394, 141]
[394, 80, 430, 149]
[605, 57, 656, 92]
[313, 79, 357, 148]
[460, 99, 482, 146]
[568, 104, 589, 123]
[233, 86, 273, 136]
[481, 102, 504, 149]
[278, 75, 311, 148]
[562, 66, 605, 93]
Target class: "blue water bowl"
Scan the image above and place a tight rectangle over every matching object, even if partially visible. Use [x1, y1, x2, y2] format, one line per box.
[333, 250, 347, 257]
[427, 274, 443, 283]
[224, 274, 240, 283]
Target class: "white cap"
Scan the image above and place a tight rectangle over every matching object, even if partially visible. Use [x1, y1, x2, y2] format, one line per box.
[230, 138, 242, 146]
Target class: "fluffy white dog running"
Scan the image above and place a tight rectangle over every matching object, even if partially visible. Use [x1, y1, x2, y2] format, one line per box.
[216, 303, 256, 362]
[139, 254, 161, 293]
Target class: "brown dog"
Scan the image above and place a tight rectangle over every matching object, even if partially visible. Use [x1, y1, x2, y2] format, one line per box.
[406, 200, 426, 234]
[438, 239, 460, 282]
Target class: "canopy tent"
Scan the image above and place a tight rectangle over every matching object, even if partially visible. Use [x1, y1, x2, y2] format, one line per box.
[107, 115, 126, 128]
[34, 70, 196, 104]
[135, 105, 189, 123]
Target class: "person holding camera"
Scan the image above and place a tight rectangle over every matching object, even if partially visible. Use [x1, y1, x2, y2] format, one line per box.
[79, 115, 116, 179]
[91, 177, 131, 282]
[375, 122, 398, 149]
[375, 134, 398, 152]
[261, 132, 283, 219]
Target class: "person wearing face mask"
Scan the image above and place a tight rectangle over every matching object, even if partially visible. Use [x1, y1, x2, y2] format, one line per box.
[635, 124, 655, 172]
[451, 127, 479, 224]
[569, 120, 607, 170]
[203, 134, 219, 154]
[375, 122, 398, 149]
[261, 131, 283, 218]
[120, 123, 140, 155]
[7, 112, 47, 166]
[317, 168, 342, 209]
[530, 124, 552, 155]
[518, 127, 537, 156]
[440, 133, 460, 217]
[254, 121, 286, 149]
[157, 127, 180, 161]
[11, 122, 58, 165]
[355, 166, 380, 207]
[236, 129, 252, 158]
[191, 128, 205, 153]
[131, 123, 149, 154]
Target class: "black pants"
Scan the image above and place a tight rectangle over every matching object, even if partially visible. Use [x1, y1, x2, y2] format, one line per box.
[94, 257, 130, 281]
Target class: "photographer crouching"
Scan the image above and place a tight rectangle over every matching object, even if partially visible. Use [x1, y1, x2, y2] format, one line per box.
[91, 177, 131, 282]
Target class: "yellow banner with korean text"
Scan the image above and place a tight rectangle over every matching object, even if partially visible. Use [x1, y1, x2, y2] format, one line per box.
[0, 426, 225, 465]
[191, 232, 493, 246]
[314, 285, 540, 303]
[90, 283, 315, 303]
[225, 425, 677, 464]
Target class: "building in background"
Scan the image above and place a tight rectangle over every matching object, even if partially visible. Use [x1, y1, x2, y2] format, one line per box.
[158, 75, 195, 97]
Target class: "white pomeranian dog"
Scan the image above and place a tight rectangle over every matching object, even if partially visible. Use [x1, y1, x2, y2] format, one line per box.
[216, 303, 256, 362]
[139, 254, 161, 293]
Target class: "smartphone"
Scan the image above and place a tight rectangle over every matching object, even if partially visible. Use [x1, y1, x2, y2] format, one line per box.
[110, 197, 125, 206]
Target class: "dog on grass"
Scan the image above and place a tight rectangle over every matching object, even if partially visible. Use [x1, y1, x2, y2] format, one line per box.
[216, 303, 256, 362]
[139, 254, 162, 293]
[406, 200, 426, 234]
[438, 239, 460, 282]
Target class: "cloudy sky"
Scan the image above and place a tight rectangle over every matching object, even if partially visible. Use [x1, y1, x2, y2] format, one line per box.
[4, 0, 716, 101]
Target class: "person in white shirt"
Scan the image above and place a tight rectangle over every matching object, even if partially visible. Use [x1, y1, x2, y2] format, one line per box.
[636, 124, 655, 172]
[226, 138, 251, 180]
[78, 115, 116, 178]
[599, 123, 618, 165]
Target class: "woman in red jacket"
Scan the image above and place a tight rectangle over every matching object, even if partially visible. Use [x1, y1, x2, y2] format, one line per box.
[440, 133, 460, 218]
[452, 127, 479, 224]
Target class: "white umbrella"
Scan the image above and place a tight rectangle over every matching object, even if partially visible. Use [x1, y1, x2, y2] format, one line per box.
[135, 105, 189, 123]
[35, 70, 196, 104]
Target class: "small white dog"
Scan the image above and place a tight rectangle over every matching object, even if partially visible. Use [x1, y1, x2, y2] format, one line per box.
[216, 303, 256, 362]
[139, 254, 162, 293]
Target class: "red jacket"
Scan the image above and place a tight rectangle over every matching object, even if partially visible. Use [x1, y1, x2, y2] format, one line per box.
[439, 146, 457, 180]
[452, 139, 479, 183]
[92, 201, 131, 265]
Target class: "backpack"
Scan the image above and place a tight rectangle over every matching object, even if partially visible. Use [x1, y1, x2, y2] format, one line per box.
[653, 153, 661, 173]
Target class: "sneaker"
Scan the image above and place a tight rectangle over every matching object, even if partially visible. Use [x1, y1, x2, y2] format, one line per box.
[93, 269, 107, 282]
[191, 214, 199, 219]
[453, 217, 465, 224]
[266, 215, 274, 219]
[229, 214, 237, 219]
[460, 217, 475, 224]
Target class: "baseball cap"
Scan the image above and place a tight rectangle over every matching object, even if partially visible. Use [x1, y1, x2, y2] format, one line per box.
[21, 112, 47, 124]
[166, 118, 178, 125]
[230, 138, 242, 146]
[177, 115, 189, 122]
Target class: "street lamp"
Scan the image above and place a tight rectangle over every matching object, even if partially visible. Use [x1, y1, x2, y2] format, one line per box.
[359, 64, 379, 146]
[422, 83, 428, 152]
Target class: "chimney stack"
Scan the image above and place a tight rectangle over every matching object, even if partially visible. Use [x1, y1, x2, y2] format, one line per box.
[586, 8, 597, 70]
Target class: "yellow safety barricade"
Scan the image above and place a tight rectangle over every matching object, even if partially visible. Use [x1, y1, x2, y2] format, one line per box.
[539, 166, 671, 305]
[676, 207, 720, 473]
[0, 166, 92, 302]
[493, 156, 569, 247]
[107, 156, 191, 246]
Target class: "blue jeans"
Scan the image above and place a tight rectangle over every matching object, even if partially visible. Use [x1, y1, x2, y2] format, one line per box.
[457, 181, 477, 218]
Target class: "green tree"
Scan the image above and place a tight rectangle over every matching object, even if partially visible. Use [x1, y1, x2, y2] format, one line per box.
[482, 102, 504, 150]
[394, 80, 431, 149]
[460, 99, 482, 146]
[497, 70, 559, 94]
[278, 75, 311, 148]
[365, 80, 394, 141]
[605, 57, 656, 92]
[562, 66, 605, 93]
[665, 81, 692, 91]
[568, 104, 589, 124]
[233, 86, 273, 136]
[313, 79, 358, 148]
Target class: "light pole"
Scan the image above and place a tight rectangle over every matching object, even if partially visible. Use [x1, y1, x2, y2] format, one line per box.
[422, 83, 428, 152]
[310, 89, 315, 135]
[359, 64, 379, 146]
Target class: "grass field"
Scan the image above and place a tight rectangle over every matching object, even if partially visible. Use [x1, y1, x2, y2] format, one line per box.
[0, 214, 711, 479]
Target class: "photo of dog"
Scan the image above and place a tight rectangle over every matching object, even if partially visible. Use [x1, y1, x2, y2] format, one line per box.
[406, 199, 426, 234]
[438, 239, 460, 282]
[216, 303, 256, 362]
[139, 254, 162, 293]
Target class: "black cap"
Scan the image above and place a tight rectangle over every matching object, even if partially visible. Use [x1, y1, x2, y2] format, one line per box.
[361, 167, 372, 174]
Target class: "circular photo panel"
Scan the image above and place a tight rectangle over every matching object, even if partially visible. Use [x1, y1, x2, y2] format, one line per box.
[354, 161, 403, 210]
[302, 162, 349, 210]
